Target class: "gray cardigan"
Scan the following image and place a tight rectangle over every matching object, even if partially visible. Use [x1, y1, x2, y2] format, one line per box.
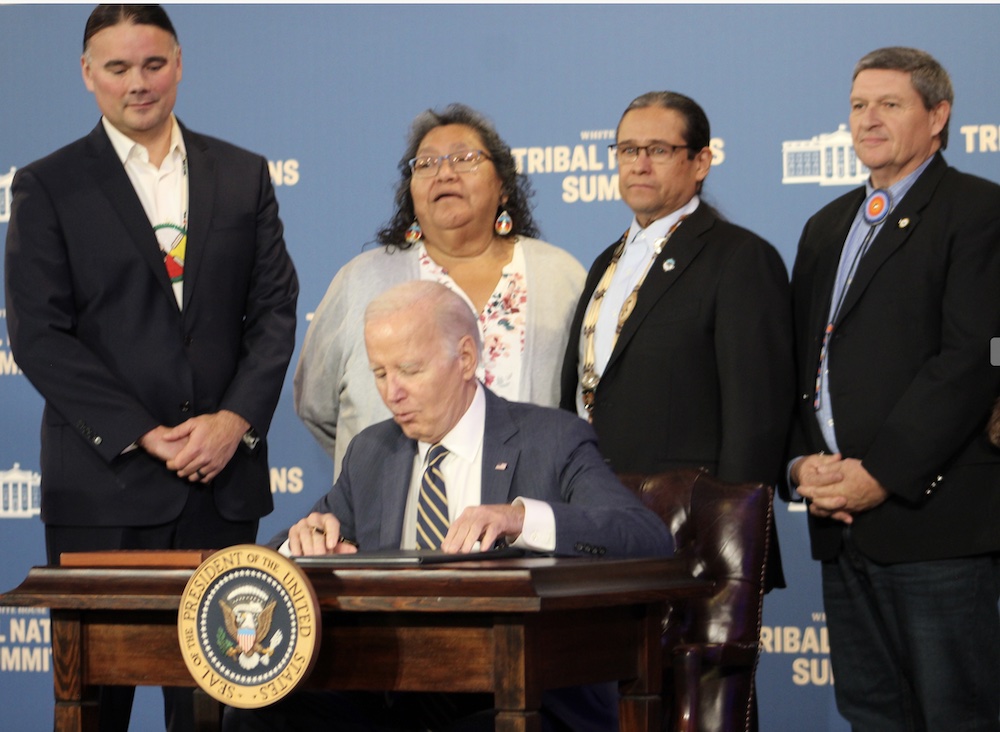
[293, 238, 585, 479]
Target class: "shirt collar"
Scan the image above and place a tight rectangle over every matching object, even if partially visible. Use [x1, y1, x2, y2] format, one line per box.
[627, 194, 700, 250]
[102, 115, 186, 165]
[866, 154, 935, 206]
[418, 382, 486, 464]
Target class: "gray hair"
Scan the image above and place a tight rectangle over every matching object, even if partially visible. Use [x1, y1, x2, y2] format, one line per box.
[364, 281, 482, 364]
[853, 47, 953, 149]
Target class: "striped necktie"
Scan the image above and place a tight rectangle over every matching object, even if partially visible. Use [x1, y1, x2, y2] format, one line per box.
[416, 443, 450, 550]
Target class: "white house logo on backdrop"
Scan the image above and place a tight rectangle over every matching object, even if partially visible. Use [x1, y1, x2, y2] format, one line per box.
[782, 124, 868, 186]
[0, 464, 41, 519]
[1, 166, 14, 223]
[513, 128, 725, 205]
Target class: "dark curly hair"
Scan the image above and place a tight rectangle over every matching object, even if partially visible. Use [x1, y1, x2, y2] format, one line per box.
[376, 104, 540, 249]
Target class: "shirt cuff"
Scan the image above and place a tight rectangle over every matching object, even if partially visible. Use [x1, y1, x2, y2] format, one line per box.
[786, 456, 805, 501]
[511, 496, 556, 552]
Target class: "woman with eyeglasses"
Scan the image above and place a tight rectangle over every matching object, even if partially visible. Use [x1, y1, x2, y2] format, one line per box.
[295, 103, 585, 479]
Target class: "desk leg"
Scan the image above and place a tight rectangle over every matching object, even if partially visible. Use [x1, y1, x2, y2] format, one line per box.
[618, 603, 664, 732]
[493, 617, 543, 732]
[52, 611, 99, 732]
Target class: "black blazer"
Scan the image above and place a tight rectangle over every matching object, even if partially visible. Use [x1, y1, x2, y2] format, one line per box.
[560, 202, 794, 589]
[787, 153, 1000, 563]
[561, 202, 794, 484]
[5, 121, 299, 527]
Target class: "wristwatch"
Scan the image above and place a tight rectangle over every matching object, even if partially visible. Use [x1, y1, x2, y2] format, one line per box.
[241, 428, 260, 451]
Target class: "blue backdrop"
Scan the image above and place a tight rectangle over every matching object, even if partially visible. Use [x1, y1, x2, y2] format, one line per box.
[2, 4, 998, 730]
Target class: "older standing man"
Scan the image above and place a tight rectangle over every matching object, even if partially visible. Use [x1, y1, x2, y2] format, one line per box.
[4, 5, 298, 730]
[787, 47, 1000, 731]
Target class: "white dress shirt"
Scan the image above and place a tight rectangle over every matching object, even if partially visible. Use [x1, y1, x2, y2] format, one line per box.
[103, 115, 187, 308]
[402, 383, 555, 551]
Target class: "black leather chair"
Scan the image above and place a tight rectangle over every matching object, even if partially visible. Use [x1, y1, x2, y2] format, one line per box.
[617, 469, 773, 732]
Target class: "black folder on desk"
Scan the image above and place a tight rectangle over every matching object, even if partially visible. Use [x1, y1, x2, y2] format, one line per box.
[294, 546, 528, 568]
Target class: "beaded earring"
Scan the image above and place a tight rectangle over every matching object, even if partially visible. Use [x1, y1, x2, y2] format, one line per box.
[405, 219, 423, 245]
[494, 209, 513, 236]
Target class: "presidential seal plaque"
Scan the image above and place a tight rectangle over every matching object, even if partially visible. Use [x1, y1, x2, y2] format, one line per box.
[178, 544, 321, 708]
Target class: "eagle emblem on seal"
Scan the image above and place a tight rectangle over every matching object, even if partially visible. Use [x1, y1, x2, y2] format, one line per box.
[218, 585, 285, 670]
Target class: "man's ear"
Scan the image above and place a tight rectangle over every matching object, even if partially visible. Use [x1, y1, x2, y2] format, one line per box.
[81, 54, 95, 92]
[693, 146, 713, 183]
[457, 335, 479, 380]
[929, 99, 950, 141]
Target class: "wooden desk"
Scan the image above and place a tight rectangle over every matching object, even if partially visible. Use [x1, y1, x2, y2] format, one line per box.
[1, 556, 710, 732]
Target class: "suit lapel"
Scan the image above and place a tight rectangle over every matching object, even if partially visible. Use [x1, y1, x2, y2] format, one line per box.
[379, 431, 419, 548]
[605, 205, 710, 373]
[480, 391, 519, 505]
[802, 190, 864, 371]
[835, 155, 947, 325]
[179, 125, 214, 312]
[85, 124, 177, 306]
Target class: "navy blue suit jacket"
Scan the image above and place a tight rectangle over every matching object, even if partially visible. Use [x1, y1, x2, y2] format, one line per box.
[305, 388, 674, 559]
[5, 121, 298, 526]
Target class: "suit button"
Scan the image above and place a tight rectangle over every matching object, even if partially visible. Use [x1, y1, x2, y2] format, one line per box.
[575, 543, 584, 552]
[180, 401, 191, 412]
[93, 436, 102, 445]
[183, 335, 193, 346]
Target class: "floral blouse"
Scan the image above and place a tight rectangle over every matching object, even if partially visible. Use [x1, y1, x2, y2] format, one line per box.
[418, 241, 527, 399]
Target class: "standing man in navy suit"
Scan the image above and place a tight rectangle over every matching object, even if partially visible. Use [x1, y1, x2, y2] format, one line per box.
[4, 5, 298, 730]
[225, 280, 672, 732]
[787, 47, 1000, 730]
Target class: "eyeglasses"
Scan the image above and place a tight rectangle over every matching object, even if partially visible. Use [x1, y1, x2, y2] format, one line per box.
[408, 149, 493, 178]
[609, 143, 692, 164]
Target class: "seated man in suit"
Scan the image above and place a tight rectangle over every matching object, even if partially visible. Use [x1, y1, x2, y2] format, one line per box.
[224, 280, 673, 732]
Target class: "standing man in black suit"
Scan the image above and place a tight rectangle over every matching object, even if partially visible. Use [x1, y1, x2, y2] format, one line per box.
[560, 91, 793, 590]
[787, 47, 1000, 730]
[4, 5, 298, 730]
